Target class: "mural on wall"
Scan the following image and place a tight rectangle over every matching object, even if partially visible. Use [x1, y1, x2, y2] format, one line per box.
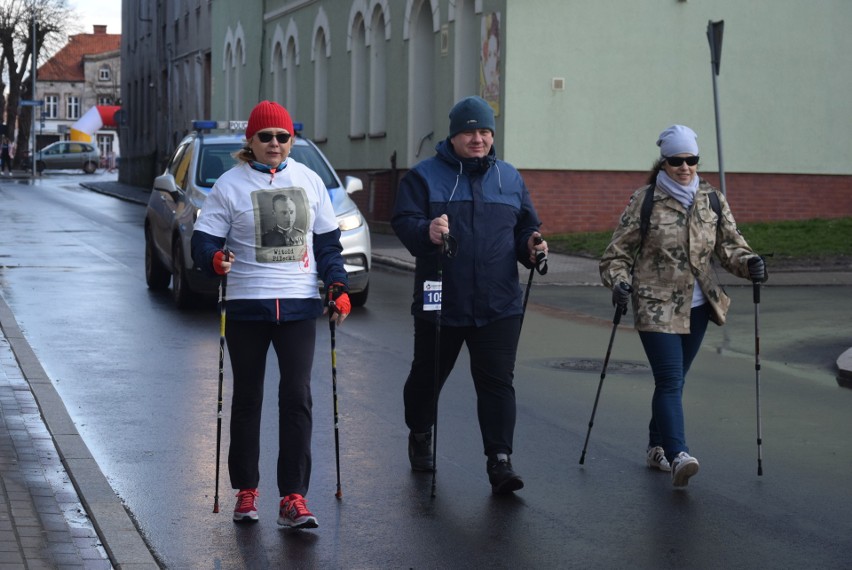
[480, 12, 501, 117]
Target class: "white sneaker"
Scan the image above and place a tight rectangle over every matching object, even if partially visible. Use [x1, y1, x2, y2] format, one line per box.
[671, 452, 700, 487]
[646, 446, 671, 472]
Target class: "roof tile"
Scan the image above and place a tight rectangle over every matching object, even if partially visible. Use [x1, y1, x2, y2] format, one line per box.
[38, 29, 121, 82]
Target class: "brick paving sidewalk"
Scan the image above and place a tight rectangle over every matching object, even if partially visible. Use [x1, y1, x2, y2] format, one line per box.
[0, 336, 111, 569]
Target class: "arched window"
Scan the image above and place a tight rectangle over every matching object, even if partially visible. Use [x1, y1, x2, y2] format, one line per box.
[285, 36, 298, 119]
[452, 0, 479, 101]
[272, 42, 284, 103]
[349, 11, 368, 138]
[405, 0, 438, 163]
[312, 22, 330, 141]
[223, 25, 245, 122]
[369, 4, 388, 136]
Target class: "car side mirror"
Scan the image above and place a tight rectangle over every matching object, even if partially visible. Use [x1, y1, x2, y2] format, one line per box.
[153, 173, 181, 201]
[344, 175, 363, 195]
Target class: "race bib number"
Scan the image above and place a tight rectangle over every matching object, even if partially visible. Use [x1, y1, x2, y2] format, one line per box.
[422, 280, 442, 311]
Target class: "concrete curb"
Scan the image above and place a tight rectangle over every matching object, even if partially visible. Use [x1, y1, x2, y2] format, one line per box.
[0, 294, 160, 569]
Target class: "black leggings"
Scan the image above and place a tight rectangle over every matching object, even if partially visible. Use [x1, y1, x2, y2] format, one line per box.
[403, 316, 521, 457]
[225, 318, 316, 497]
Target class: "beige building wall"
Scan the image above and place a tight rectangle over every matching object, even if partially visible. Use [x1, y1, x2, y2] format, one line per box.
[503, 0, 852, 175]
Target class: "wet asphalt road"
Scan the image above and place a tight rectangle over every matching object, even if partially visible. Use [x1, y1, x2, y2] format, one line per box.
[0, 174, 851, 568]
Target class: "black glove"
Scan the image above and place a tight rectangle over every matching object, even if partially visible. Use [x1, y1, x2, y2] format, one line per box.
[747, 256, 767, 282]
[611, 282, 632, 309]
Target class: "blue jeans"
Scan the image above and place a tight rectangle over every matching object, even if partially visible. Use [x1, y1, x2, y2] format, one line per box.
[638, 304, 710, 463]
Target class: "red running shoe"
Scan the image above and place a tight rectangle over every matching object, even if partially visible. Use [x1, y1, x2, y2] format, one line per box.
[277, 493, 318, 529]
[233, 488, 259, 522]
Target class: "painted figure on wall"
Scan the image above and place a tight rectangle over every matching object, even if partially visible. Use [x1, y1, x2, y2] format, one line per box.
[480, 12, 501, 117]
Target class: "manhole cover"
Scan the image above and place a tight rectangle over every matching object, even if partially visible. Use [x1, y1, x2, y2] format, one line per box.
[534, 358, 650, 375]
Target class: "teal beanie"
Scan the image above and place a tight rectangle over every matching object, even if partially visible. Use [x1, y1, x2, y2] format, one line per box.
[448, 96, 495, 137]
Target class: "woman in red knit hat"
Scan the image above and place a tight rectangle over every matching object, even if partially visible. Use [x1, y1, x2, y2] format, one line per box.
[192, 100, 351, 529]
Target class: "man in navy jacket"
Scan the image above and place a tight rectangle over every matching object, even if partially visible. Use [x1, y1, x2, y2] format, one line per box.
[391, 96, 547, 494]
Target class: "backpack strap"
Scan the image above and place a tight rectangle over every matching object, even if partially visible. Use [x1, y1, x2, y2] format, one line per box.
[639, 183, 656, 242]
[708, 188, 722, 232]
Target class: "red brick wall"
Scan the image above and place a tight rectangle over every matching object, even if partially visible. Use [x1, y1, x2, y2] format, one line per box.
[340, 168, 852, 234]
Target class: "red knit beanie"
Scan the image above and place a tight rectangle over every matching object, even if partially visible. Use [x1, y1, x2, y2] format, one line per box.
[246, 101, 294, 140]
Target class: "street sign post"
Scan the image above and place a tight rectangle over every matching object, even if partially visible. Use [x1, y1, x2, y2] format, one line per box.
[707, 20, 726, 195]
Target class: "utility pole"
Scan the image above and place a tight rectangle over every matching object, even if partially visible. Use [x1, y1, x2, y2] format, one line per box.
[31, 14, 37, 177]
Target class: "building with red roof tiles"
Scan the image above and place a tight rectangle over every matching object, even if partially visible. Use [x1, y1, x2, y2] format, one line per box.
[35, 25, 121, 165]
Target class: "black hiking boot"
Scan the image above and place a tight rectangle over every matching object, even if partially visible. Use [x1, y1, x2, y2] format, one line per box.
[408, 431, 434, 472]
[487, 456, 524, 494]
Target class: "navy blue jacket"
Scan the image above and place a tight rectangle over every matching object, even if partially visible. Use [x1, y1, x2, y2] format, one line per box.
[391, 138, 541, 327]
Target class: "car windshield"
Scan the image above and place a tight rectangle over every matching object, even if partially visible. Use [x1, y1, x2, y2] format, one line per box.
[289, 145, 340, 189]
[194, 139, 340, 191]
[196, 144, 240, 188]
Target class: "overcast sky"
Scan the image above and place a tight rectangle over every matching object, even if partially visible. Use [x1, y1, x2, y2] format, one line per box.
[70, 0, 122, 35]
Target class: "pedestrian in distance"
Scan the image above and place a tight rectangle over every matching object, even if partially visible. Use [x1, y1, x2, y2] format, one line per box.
[0, 137, 12, 176]
[391, 95, 548, 495]
[599, 124, 766, 488]
[191, 100, 351, 528]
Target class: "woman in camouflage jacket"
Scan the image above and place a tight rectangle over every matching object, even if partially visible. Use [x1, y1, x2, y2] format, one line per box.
[599, 125, 766, 488]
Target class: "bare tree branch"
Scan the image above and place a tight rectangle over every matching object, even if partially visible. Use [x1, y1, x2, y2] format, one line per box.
[0, 0, 76, 164]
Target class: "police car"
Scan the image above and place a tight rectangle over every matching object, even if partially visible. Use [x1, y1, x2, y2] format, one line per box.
[144, 120, 371, 308]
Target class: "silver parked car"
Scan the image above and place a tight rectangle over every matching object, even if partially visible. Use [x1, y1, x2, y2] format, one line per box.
[144, 124, 371, 309]
[35, 141, 100, 174]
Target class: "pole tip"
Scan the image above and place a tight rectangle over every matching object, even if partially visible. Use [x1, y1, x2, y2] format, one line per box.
[213, 503, 219, 513]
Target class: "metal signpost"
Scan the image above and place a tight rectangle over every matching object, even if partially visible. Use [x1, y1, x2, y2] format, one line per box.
[707, 20, 726, 195]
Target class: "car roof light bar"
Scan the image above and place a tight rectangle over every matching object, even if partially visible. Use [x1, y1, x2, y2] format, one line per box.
[192, 120, 248, 133]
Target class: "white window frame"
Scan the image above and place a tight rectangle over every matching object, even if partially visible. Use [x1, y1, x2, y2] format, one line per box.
[44, 95, 58, 119]
[66, 95, 80, 120]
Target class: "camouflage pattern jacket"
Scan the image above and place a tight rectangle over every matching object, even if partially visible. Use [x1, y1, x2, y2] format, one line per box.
[600, 180, 756, 333]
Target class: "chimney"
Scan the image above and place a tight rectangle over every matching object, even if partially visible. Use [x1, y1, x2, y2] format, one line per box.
[93, 25, 107, 34]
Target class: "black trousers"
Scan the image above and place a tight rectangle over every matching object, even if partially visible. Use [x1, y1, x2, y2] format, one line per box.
[403, 315, 521, 457]
[225, 318, 315, 497]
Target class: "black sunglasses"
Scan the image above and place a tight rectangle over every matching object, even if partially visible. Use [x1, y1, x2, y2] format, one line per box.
[665, 155, 700, 167]
[256, 132, 291, 144]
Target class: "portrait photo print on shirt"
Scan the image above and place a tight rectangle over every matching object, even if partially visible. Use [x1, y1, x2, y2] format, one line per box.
[252, 187, 310, 263]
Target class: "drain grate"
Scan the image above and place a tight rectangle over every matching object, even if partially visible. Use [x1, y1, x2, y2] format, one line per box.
[535, 358, 650, 375]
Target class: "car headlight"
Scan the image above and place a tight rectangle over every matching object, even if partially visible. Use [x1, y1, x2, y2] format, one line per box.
[337, 212, 363, 232]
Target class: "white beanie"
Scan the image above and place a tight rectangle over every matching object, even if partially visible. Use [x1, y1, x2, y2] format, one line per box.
[657, 125, 699, 156]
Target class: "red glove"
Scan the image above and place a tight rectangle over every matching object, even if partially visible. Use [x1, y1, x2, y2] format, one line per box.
[327, 282, 351, 315]
[213, 250, 231, 276]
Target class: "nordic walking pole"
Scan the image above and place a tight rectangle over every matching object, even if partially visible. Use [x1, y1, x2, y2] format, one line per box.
[520, 236, 548, 334]
[579, 283, 632, 465]
[212, 251, 229, 513]
[328, 290, 343, 499]
[430, 234, 450, 498]
[753, 279, 764, 476]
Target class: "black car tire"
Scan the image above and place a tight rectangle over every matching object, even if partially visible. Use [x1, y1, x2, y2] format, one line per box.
[145, 227, 171, 290]
[350, 284, 369, 307]
[171, 240, 195, 309]
[83, 161, 97, 174]
[36, 160, 46, 173]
